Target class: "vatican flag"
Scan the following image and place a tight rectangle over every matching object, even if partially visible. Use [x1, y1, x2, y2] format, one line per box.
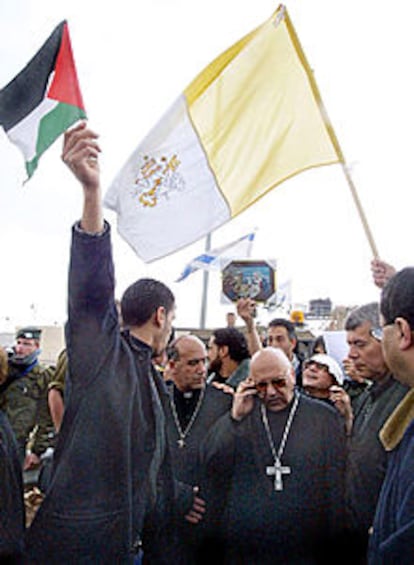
[104, 4, 344, 262]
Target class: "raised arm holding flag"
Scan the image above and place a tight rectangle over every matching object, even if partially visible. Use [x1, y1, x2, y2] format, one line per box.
[0, 20, 86, 180]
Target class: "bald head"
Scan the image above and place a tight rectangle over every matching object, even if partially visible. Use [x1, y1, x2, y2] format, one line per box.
[250, 347, 295, 412]
[251, 347, 291, 376]
[173, 335, 205, 355]
[169, 334, 207, 392]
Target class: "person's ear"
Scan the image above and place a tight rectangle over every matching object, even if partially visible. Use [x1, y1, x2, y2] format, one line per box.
[154, 306, 166, 328]
[395, 317, 412, 350]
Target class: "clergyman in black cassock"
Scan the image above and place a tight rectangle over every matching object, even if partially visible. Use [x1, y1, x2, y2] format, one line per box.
[201, 347, 347, 564]
[165, 334, 233, 564]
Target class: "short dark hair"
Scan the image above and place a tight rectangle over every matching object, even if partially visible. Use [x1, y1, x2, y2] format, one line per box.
[268, 318, 296, 341]
[213, 327, 250, 363]
[121, 278, 175, 328]
[381, 267, 414, 328]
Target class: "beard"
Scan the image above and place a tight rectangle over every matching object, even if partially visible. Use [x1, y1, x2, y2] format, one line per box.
[209, 356, 222, 375]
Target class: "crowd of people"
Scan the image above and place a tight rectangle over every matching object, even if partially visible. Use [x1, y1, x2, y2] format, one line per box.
[0, 123, 413, 563]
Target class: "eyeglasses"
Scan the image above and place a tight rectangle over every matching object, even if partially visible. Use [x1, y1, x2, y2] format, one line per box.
[255, 375, 289, 392]
[370, 327, 383, 342]
[304, 361, 329, 372]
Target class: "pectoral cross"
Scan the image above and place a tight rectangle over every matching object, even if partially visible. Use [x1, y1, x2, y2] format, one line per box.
[266, 458, 291, 491]
[177, 438, 186, 448]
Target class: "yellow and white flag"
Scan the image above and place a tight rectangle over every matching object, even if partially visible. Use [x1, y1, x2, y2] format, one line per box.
[104, 4, 344, 262]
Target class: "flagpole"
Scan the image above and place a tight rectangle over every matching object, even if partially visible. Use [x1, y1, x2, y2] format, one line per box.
[341, 164, 379, 259]
[199, 233, 211, 329]
[284, 9, 380, 260]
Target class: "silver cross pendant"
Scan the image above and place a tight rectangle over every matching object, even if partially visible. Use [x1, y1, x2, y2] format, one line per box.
[266, 458, 291, 491]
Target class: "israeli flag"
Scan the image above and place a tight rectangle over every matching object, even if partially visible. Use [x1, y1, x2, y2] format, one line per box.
[176, 231, 256, 282]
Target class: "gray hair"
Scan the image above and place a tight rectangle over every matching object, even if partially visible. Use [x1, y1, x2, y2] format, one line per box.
[345, 302, 380, 331]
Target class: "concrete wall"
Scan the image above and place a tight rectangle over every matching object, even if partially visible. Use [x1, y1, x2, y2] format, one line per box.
[38, 326, 65, 366]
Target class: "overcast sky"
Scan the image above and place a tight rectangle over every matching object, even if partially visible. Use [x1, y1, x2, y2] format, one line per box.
[1, 0, 414, 330]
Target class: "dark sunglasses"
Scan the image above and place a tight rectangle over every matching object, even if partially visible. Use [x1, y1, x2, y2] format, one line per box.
[255, 376, 288, 392]
[304, 361, 329, 371]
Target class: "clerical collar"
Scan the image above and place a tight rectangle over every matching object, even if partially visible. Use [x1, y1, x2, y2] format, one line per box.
[173, 386, 201, 418]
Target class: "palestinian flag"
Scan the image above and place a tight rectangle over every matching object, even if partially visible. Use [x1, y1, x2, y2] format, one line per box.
[0, 21, 86, 179]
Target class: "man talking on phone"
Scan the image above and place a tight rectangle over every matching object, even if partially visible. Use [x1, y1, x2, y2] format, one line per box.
[200, 347, 348, 564]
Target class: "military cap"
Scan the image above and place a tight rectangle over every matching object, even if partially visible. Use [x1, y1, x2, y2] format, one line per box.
[16, 326, 42, 340]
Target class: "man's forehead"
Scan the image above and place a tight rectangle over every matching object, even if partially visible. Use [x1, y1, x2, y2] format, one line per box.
[177, 337, 206, 357]
[347, 320, 372, 339]
[251, 350, 290, 375]
[268, 326, 289, 337]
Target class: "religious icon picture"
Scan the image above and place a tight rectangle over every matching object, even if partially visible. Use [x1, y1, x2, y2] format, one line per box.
[221, 260, 276, 303]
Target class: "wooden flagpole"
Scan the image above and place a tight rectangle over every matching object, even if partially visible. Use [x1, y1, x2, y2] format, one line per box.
[283, 5, 379, 260]
[341, 163, 379, 259]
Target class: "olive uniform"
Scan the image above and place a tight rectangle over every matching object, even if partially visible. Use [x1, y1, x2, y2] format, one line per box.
[47, 348, 67, 399]
[0, 360, 55, 462]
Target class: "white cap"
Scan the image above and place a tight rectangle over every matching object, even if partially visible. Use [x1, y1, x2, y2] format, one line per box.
[308, 354, 344, 385]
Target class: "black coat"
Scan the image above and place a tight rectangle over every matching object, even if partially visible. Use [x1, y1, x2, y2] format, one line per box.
[164, 383, 232, 564]
[0, 411, 25, 562]
[201, 393, 347, 564]
[346, 377, 409, 535]
[165, 383, 232, 486]
[25, 224, 175, 564]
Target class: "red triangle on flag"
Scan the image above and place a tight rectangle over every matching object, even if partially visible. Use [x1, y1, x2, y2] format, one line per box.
[47, 22, 85, 111]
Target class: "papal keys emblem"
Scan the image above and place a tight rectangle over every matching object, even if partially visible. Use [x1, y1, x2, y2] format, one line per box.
[132, 154, 185, 207]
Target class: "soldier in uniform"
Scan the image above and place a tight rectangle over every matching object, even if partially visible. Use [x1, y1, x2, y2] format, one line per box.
[47, 348, 67, 433]
[0, 326, 55, 469]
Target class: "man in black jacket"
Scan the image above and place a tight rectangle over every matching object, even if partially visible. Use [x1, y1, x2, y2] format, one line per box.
[0, 345, 25, 563]
[343, 302, 409, 563]
[368, 267, 414, 564]
[25, 122, 201, 564]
